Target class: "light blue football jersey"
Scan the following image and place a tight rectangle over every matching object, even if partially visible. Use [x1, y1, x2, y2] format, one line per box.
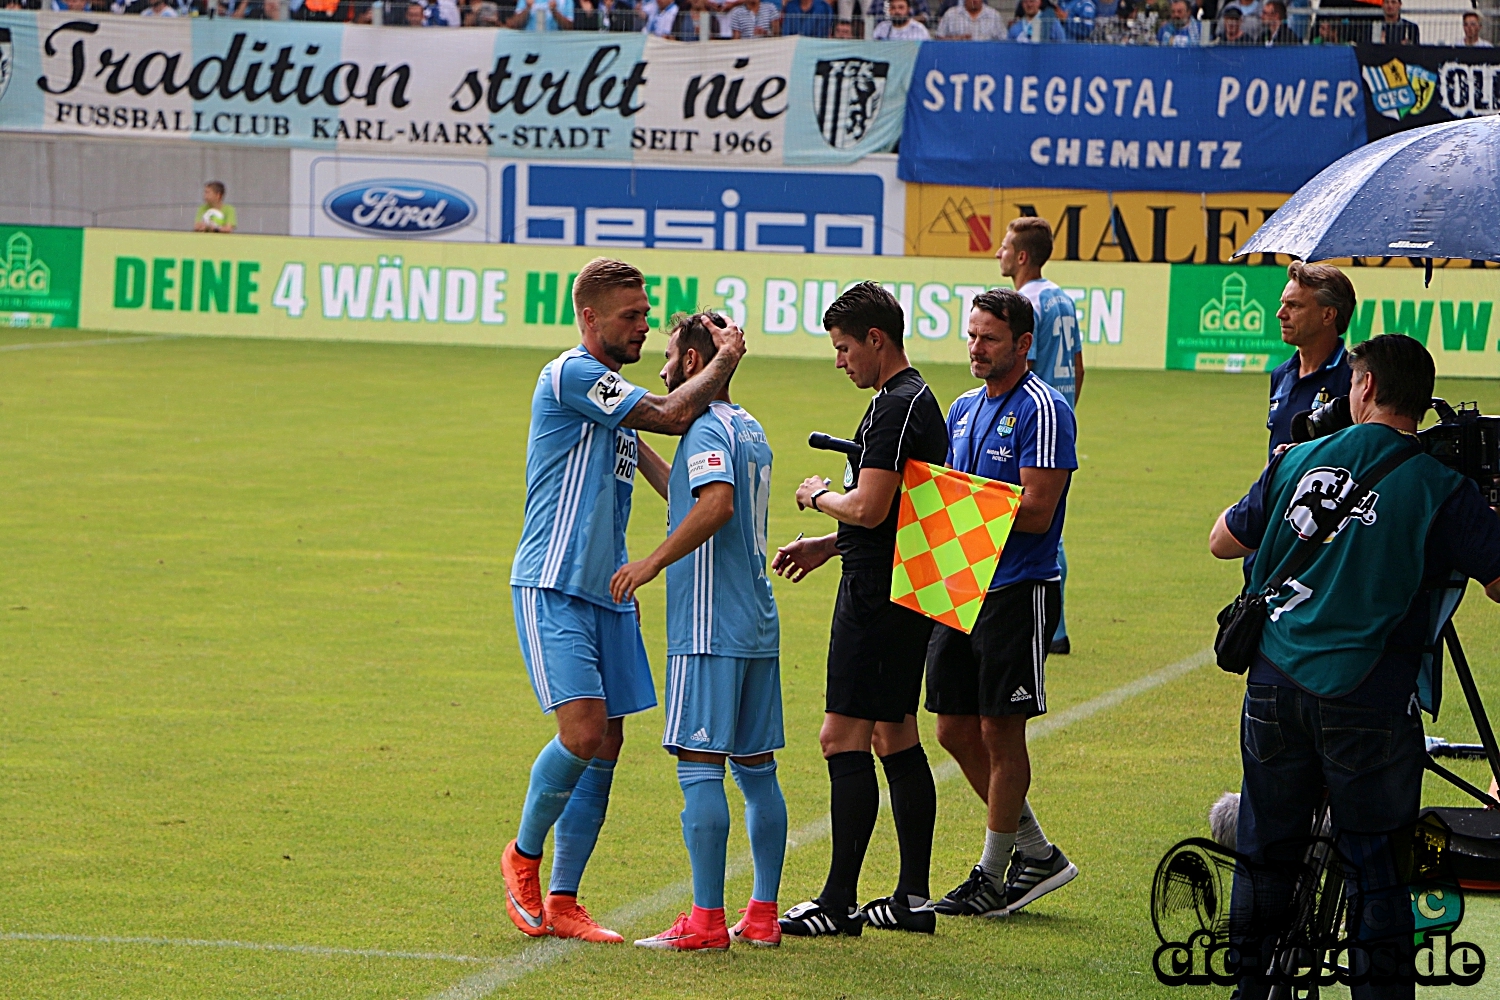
[510, 347, 649, 610]
[1021, 278, 1080, 409]
[665, 402, 779, 658]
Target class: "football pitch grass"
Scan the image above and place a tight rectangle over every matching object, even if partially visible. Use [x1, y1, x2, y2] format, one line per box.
[4, 327, 1500, 1000]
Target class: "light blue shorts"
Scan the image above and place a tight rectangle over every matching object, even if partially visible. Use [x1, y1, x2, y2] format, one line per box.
[662, 654, 784, 757]
[512, 586, 657, 719]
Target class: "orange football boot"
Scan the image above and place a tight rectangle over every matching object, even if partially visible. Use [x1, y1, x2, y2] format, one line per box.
[729, 899, 782, 947]
[501, 840, 548, 937]
[545, 894, 625, 943]
[634, 907, 732, 951]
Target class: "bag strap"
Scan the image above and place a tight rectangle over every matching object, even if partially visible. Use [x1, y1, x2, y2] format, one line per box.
[1260, 441, 1423, 598]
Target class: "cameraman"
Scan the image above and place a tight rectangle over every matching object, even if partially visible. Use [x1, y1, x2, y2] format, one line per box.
[1209, 334, 1500, 999]
[1267, 263, 1354, 457]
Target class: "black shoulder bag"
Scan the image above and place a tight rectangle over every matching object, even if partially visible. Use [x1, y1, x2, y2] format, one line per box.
[1214, 442, 1422, 674]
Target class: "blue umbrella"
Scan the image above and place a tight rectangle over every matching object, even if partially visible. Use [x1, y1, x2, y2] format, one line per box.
[1237, 116, 1500, 271]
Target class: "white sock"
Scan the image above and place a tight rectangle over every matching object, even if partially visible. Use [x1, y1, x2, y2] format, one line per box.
[1016, 799, 1052, 860]
[979, 829, 1017, 882]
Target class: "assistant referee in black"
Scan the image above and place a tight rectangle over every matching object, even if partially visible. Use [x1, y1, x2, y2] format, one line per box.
[770, 281, 949, 937]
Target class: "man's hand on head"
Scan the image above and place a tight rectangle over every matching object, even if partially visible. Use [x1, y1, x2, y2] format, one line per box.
[709, 317, 747, 364]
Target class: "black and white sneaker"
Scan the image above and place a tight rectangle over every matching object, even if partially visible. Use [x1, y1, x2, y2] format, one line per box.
[778, 899, 864, 937]
[1000, 847, 1078, 914]
[933, 866, 1008, 917]
[860, 895, 936, 934]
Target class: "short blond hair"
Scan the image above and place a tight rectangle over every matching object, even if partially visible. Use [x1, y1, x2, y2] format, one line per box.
[572, 257, 644, 316]
[1007, 216, 1054, 267]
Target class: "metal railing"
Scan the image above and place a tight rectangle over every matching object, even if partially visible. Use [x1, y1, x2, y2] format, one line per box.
[13, 1, 1494, 43]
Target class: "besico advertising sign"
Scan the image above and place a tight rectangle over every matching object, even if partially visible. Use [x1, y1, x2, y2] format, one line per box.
[77, 228, 1167, 369]
[290, 151, 907, 256]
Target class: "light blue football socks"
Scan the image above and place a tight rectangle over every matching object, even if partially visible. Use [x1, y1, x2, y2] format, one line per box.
[731, 758, 787, 904]
[516, 736, 590, 858]
[679, 760, 730, 910]
[549, 757, 616, 895]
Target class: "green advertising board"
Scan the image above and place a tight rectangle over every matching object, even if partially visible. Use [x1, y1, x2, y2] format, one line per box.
[0, 225, 84, 329]
[1165, 264, 1295, 374]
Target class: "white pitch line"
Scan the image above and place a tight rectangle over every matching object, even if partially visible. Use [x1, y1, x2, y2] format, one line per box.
[0, 931, 490, 964]
[429, 647, 1214, 1000]
[0, 335, 176, 352]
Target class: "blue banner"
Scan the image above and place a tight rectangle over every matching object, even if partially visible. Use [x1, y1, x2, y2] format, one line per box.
[899, 44, 1366, 193]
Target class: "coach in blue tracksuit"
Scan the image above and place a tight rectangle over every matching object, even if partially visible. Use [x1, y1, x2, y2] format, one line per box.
[1266, 262, 1354, 457]
[1211, 334, 1500, 999]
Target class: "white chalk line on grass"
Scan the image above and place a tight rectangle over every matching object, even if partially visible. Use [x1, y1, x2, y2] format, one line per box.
[429, 646, 1215, 1000]
[0, 931, 489, 964]
[0, 648, 1213, 988]
[0, 335, 177, 352]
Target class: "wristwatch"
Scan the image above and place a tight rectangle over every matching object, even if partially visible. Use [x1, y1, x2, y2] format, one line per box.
[810, 488, 831, 511]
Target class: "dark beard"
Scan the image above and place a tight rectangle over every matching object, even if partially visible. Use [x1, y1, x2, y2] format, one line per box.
[891, 12, 908, 21]
[601, 339, 636, 367]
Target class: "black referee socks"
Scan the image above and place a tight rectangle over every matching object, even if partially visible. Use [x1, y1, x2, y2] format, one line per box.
[881, 743, 936, 905]
[819, 750, 879, 914]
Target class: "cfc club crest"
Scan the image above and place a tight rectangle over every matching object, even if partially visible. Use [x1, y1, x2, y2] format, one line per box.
[1285, 466, 1379, 541]
[1363, 58, 1437, 122]
[0, 29, 13, 104]
[812, 58, 888, 150]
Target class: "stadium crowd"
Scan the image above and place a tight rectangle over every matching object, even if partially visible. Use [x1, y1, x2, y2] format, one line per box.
[10, 0, 1489, 46]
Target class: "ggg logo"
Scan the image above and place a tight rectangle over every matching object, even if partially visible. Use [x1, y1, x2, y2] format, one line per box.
[323, 180, 477, 237]
[1198, 273, 1265, 335]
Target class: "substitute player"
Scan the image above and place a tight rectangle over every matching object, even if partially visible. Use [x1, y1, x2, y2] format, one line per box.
[504, 259, 745, 944]
[929, 288, 1078, 919]
[998, 216, 1082, 656]
[610, 313, 788, 952]
[771, 282, 948, 937]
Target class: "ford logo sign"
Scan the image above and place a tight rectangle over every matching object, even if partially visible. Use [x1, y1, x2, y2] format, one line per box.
[323, 180, 477, 236]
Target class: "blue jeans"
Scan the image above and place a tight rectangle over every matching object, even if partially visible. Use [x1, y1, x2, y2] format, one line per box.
[1233, 683, 1424, 1000]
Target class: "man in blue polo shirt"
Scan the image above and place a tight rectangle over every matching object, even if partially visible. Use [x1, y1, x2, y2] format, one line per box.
[927, 288, 1080, 922]
[1266, 262, 1354, 457]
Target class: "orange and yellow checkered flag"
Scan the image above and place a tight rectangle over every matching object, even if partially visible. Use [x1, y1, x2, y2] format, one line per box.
[890, 461, 1023, 634]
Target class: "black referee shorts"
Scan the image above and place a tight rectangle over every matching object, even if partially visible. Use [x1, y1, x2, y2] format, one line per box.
[826, 570, 934, 724]
[925, 580, 1060, 719]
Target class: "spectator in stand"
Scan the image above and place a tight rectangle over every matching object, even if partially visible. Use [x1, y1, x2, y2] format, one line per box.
[669, 0, 715, 36]
[1217, 7, 1255, 42]
[833, 14, 854, 32]
[1463, 10, 1493, 45]
[937, 0, 1005, 38]
[1053, 0, 1096, 40]
[1310, 16, 1339, 41]
[1258, 0, 1300, 42]
[1377, 0, 1418, 43]
[140, 0, 178, 15]
[1157, 0, 1202, 44]
[577, 0, 641, 30]
[1217, 0, 1259, 35]
[730, 0, 781, 35]
[1009, 0, 1065, 40]
[783, 0, 835, 35]
[510, 0, 573, 28]
[874, 0, 931, 36]
[641, 0, 680, 32]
